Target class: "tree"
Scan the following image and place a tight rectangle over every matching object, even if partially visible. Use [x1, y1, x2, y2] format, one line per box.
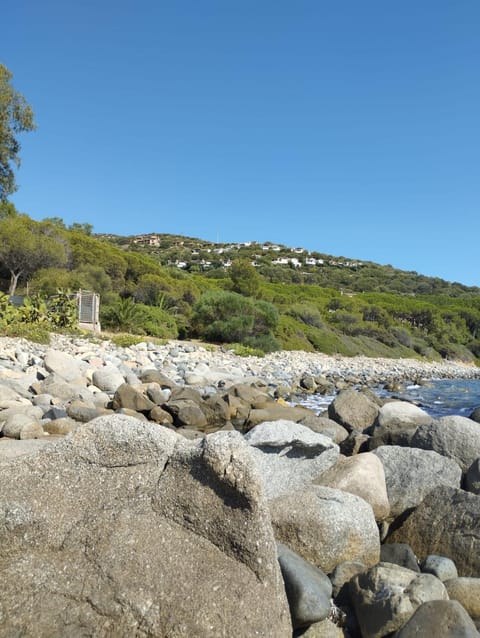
[0, 64, 36, 200]
[0, 216, 68, 296]
[229, 258, 261, 297]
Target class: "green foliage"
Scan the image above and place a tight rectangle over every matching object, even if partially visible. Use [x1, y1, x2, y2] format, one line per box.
[0, 64, 36, 200]
[47, 290, 78, 329]
[110, 334, 145, 348]
[229, 258, 261, 297]
[191, 290, 279, 352]
[0, 216, 68, 296]
[2, 322, 51, 344]
[0, 291, 19, 327]
[228, 343, 265, 357]
[101, 297, 147, 333]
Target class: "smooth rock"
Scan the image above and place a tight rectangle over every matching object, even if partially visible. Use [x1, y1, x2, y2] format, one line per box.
[395, 599, 480, 638]
[411, 416, 480, 472]
[327, 388, 379, 432]
[277, 542, 332, 629]
[421, 555, 458, 581]
[270, 485, 380, 574]
[373, 445, 462, 519]
[314, 452, 390, 521]
[92, 365, 125, 392]
[44, 349, 85, 382]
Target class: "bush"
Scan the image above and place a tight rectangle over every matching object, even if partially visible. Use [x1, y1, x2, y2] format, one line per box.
[191, 290, 279, 351]
[3, 322, 51, 344]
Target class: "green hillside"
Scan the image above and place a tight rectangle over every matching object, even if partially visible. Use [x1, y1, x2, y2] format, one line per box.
[1, 210, 479, 363]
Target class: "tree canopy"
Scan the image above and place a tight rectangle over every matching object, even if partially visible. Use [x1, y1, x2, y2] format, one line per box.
[0, 64, 36, 201]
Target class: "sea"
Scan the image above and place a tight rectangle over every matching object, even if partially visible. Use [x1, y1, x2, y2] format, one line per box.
[294, 378, 480, 419]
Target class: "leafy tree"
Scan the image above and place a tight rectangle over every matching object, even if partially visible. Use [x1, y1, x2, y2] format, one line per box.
[0, 64, 36, 200]
[229, 258, 261, 297]
[0, 216, 68, 296]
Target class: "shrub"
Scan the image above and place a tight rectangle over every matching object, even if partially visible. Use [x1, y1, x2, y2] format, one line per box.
[3, 322, 51, 344]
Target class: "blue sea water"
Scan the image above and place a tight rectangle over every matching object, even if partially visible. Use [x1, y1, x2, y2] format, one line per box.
[294, 378, 480, 419]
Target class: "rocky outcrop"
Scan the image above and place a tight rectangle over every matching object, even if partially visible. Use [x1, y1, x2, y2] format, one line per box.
[0, 416, 292, 637]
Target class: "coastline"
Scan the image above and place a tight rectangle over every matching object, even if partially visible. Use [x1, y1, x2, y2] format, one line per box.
[1, 334, 479, 391]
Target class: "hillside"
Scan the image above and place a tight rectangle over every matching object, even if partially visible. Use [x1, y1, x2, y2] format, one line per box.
[1, 215, 479, 363]
[99, 232, 479, 298]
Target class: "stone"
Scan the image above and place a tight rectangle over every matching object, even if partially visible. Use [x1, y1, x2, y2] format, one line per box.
[0, 384, 24, 407]
[244, 420, 339, 499]
[164, 399, 208, 429]
[388, 486, 480, 576]
[421, 555, 458, 581]
[374, 400, 432, 431]
[0, 417, 292, 636]
[145, 382, 171, 405]
[380, 543, 420, 573]
[327, 388, 379, 432]
[66, 401, 103, 423]
[1, 413, 45, 440]
[111, 383, 156, 413]
[277, 542, 332, 629]
[138, 368, 176, 388]
[372, 445, 462, 519]
[270, 485, 380, 574]
[246, 404, 312, 429]
[300, 415, 349, 444]
[32, 375, 82, 402]
[395, 600, 479, 638]
[43, 349, 85, 382]
[149, 405, 174, 424]
[92, 365, 125, 392]
[339, 430, 370, 456]
[300, 619, 345, 637]
[43, 417, 78, 435]
[444, 577, 480, 618]
[470, 407, 480, 424]
[330, 561, 368, 604]
[350, 562, 448, 638]
[466, 458, 480, 495]
[314, 452, 390, 521]
[411, 416, 480, 472]
[43, 406, 68, 420]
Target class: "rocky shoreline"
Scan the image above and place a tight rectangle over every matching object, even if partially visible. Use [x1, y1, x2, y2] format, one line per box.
[1, 334, 480, 636]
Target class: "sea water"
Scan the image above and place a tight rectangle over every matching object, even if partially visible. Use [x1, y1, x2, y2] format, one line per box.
[294, 378, 480, 419]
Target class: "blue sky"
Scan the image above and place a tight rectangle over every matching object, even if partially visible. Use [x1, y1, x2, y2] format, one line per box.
[4, 1, 480, 285]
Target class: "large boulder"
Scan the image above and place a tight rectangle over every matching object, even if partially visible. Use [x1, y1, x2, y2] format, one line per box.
[350, 562, 448, 638]
[270, 485, 380, 574]
[0, 416, 292, 636]
[314, 452, 390, 521]
[368, 401, 432, 447]
[411, 416, 480, 472]
[327, 389, 379, 432]
[395, 600, 479, 638]
[388, 486, 480, 577]
[91, 365, 125, 392]
[244, 420, 339, 499]
[372, 445, 462, 519]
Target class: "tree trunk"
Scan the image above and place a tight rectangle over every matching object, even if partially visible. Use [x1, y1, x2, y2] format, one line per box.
[8, 270, 21, 297]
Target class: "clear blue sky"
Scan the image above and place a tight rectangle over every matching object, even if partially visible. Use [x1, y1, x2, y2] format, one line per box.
[4, 1, 480, 285]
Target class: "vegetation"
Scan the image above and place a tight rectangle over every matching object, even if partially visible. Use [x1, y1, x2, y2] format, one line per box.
[0, 64, 36, 200]
[1, 220, 480, 361]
